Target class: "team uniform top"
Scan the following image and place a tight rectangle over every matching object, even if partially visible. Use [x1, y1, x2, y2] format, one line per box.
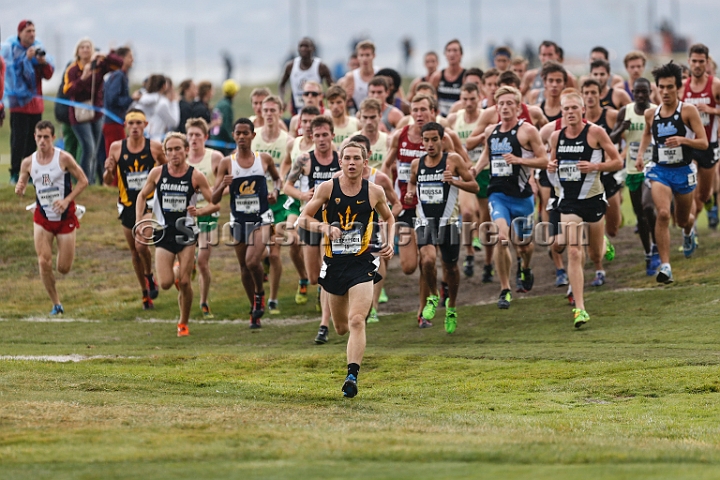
[290, 136, 314, 162]
[229, 152, 273, 225]
[191, 148, 217, 209]
[552, 124, 605, 201]
[322, 178, 375, 259]
[332, 117, 360, 147]
[487, 120, 534, 198]
[363, 131, 388, 169]
[395, 125, 424, 210]
[437, 68, 466, 117]
[682, 76, 718, 144]
[540, 100, 562, 122]
[251, 128, 289, 191]
[455, 109, 484, 163]
[600, 88, 617, 109]
[351, 68, 378, 110]
[32, 147, 73, 222]
[117, 139, 155, 208]
[415, 152, 460, 228]
[624, 102, 656, 175]
[300, 151, 340, 221]
[290, 56, 322, 113]
[651, 102, 695, 168]
[152, 164, 197, 229]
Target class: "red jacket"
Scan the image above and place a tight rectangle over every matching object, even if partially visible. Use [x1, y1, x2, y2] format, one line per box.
[63, 53, 123, 124]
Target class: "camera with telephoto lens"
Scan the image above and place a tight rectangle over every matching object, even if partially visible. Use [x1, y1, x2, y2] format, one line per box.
[35, 48, 46, 57]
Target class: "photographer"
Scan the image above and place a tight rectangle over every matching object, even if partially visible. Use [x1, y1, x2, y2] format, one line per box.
[63, 38, 123, 184]
[1, 20, 55, 184]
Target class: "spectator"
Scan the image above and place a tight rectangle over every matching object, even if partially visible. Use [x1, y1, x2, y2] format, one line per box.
[1, 20, 54, 184]
[210, 79, 239, 155]
[0, 55, 5, 127]
[193, 80, 213, 123]
[55, 61, 82, 162]
[103, 46, 137, 156]
[177, 79, 197, 133]
[64, 37, 123, 184]
[137, 74, 179, 141]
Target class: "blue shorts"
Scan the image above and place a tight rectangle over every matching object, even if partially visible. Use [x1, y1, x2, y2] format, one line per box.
[488, 192, 534, 238]
[645, 163, 697, 195]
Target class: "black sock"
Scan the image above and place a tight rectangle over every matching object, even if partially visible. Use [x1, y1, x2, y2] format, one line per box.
[348, 363, 360, 377]
[142, 289, 148, 296]
[146, 273, 154, 282]
[319, 325, 328, 333]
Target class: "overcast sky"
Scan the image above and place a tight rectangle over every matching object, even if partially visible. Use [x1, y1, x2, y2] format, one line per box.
[2, 0, 719, 87]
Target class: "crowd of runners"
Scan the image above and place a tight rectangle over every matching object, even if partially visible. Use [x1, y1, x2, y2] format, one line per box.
[6, 23, 720, 397]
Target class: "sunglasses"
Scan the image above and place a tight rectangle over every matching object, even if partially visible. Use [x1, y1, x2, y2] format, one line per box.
[302, 91, 320, 97]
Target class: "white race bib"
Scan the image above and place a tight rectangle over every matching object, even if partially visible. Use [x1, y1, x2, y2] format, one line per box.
[126, 171, 149, 191]
[397, 163, 412, 182]
[418, 182, 444, 204]
[162, 193, 187, 213]
[331, 229, 362, 255]
[37, 186, 62, 208]
[657, 145, 683, 165]
[714, 146, 720, 162]
[628, 142, 654, 162]
[491, 156, 512, 177]
[234, 194, 261, 214]
[558, 160, 581, 182]
[467, 145, 483, 162]
[700, 112, 710, 127]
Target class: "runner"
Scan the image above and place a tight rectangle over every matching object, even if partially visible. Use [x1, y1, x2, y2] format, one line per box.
[429, 39, 466, 117]
[511, 57, 528, 83]
[622, 51, 656, 102]
[337, 134, 400, 324]
[340, 40, 378, 113]
[582, 78, 620, 287]
[520, 40, 560, 97]
[355, 98, 389, 169]
[103, 109, 167, 309]
[280, 106, 320, 183]
[251, 95, 308, 314]
[408, 51, 439, 100]
[448, 68, 484, 114]
[590, 59, 632, 110]
[299, 141, 394, 398]
[586, 46, 625, 88]
[609, 78, 660, 276]
[471, 86, 547, 310]
[15, 121, 88, 315]
[493, 46, 512, 72]
[367, 76, 403, 132]
[405, 122, 478, 332]
[325, 85, 360, 147]
[278, 37, 333, 115]
[284, 116, 340, 343]
[636, 62, 708, 283]
[547, 90, 623, 326]
[186, 118, 224, 318]
[528, 62, 567, 120]
[211, 118, 281, 328]
[681, 44, 720, 228]
[288, 81, 324, 137]
[381, 94, 467, 325]
[135, 132, 219, 337]
[446, 83, 483, 277]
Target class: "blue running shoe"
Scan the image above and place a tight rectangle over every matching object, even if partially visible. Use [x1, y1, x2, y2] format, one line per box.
[50, 304, 64, 316]
[555, 269, 569, 287]
[342, 374, 358, 398]
[591, 271, 606, 287]
[645, 257, 657, 276]
[683, 230, 697, 258]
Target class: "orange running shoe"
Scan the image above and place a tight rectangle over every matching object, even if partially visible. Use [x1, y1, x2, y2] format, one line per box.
[143, 295, 154, 310]
[177, 323, 189, 337]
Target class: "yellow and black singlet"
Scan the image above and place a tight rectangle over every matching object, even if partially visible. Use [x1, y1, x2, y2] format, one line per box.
[322, 178, 375, 259]
[117, 139, 156, 207]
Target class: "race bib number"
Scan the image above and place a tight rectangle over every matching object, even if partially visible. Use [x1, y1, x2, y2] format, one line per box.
[628, 142, 654, 162]
[162, 193, 187, 213]
[714, 146, 720, 162]
[491, 156, 512, 177]
[418, 182, 444, 204]
[261, 208, 274, 224]
[700, 112, 710, 127]
[414, 216, 429, 228]
[467, 145, 483, 162]
[657, 145, 683, 165]
[331, 229, 362, 255]
[397, 163, 412, 182]
[283, 196, 296, 210]
[234, 194, 261, 214]
[37, 186, 62, 208]
[688, 171, 697, 187]
[126, 171, 149, 191]
[558, 160, 581, 182]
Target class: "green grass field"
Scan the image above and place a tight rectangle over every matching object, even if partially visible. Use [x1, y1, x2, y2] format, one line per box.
[2, 181, 720, 479]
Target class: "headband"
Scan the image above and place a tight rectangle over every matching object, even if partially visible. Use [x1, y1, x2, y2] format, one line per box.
[125, 112, 147, 123]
